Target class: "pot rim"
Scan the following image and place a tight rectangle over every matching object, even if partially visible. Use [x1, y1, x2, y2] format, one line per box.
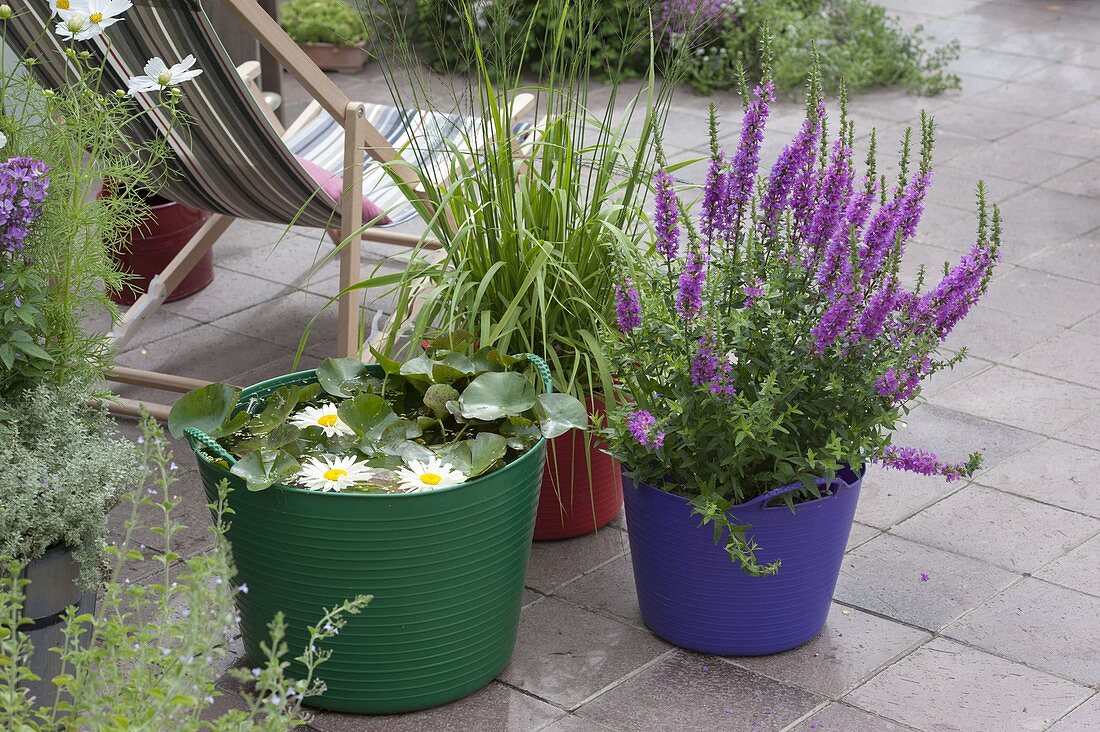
[191, 368, 547, 500]
[623, 464, 865, 512]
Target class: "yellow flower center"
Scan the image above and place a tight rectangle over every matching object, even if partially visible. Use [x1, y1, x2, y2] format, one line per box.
[323, 468, 347, 482]
[420, 473, 442, 485]
[317, 414, 339, 428]
[89, 11, 102, 22]
[57, 0, 69, 9]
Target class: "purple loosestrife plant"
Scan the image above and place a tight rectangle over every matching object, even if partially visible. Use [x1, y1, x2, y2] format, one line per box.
[0, 157, 50, 253]
[605, 76, 999, 575]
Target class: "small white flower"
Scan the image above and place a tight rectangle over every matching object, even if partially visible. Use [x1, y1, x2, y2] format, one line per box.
[49, 0, 75, 17]
[288, 402, 354, 438]
[238, 583, 249, 594]
[725, 351, 739, 366]
[126, 54, 202, 96]
[54, 12, 91, 41]
[297, 455, 376, 492]
[395, 457, 467, 492]
[251, 667, 261, 678]
[0, 131, 6, 150]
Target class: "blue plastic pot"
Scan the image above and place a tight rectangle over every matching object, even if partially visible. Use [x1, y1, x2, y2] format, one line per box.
[623, 466, 863, 656]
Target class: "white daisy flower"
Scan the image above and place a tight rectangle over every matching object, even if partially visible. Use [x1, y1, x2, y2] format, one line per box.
[56, 0, 131, 40]
[297, 455, 376, 492]
[49, 0, 74, 18]
[126, 54, 203, 96]
[288, 402, 355, 438]
[395, 457, 467, 493]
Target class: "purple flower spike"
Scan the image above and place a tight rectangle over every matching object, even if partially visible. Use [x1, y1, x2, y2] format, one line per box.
[811, 296, 856, 354]
[700, 154, 728, 251]
[653, 170, 681, 261]
[675, 247, 707, 320]
[0, 157, 51, 253]
[743, 277, 766, 307]
[876, 445, 968, 481]
[852, 280, 900, 343]
[626, 409, 665, 450]
[760, 113, 819, 238]
[690, 338, 737, 397]
[614, 278, 643, 332]
[726, 82, 774, 229]
[807, 140, 855, 268]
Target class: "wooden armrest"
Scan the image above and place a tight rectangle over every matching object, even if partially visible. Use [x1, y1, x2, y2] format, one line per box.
[236, 60, 262, 84]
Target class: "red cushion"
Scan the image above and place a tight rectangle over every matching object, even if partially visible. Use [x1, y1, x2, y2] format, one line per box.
[296, 156, 391, 226]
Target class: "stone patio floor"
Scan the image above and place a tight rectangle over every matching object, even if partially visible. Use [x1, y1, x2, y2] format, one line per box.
[105, 0, 1100, 729]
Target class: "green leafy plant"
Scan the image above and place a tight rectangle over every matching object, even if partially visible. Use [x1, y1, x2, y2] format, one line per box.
[605, 70, 997, 573]
[1, 3, 194, 391]
[664, 0, 960, 95]
[348, 0, 678, 410]
[413, 0, 652, 80]
[0, 414, 371, 729]
[281, 0, 370, 46]
[0, 380, 139, 588]
[168, 334, 587, 492]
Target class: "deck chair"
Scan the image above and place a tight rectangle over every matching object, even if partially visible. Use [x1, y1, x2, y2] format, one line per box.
[5, 0, 533, 418]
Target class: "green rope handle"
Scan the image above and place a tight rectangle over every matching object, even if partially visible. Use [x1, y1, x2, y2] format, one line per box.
[524, 353, 554, 394]
[184, 427, 236, 466]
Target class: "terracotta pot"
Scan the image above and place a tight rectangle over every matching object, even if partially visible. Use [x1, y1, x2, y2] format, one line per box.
[534, 398, 624, 540]
[110, 196, 214, 306]
[299, 41, 369, 73]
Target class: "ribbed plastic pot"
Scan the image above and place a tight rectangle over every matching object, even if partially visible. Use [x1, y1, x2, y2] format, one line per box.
[623, 466, 862, 656]
[535, 398, 623, 540]
[187, 368, 545, 713]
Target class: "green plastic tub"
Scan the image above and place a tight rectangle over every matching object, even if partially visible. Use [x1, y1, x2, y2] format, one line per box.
[186, 366, 546, 713]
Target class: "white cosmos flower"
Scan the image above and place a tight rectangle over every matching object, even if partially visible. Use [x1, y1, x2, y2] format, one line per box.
[49, 0, 75, 18]
[297, 455, 376, 492]
[126, 54, 203, 96]
[289, 402, 355, 438]
[395, 457, 467, 493]
[56, 0, 131, 40]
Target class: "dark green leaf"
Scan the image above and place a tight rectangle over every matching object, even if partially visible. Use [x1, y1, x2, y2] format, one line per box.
[458, 371, 536, 420]
[535, 393, 589, 438]
[338, 393, 399, 441]
[229, 450, 300, 492]
[168, 384, 242, 439]
[317, 358, 376, 398]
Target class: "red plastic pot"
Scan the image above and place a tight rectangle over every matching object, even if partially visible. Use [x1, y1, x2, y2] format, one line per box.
[109, 196, 214, 306]
[534, 398, 624, 540]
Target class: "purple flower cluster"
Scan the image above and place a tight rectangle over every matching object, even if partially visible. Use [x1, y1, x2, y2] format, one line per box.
[726, 83, 774, 227]
[874, 356, 930, 403]
[626, 409, 664, 450]
[910, 239, 999, 342]
[653, 170, 681, 261]
[700, 154, 727, 252]
[743, 277, 765, 307]
[876, 445, 967, 482]
[675, 247, 706, 320]
[761, 109, 821, 238]
[1, 157, 50, 253]
[614, 278, 642, 332]
[690, 338, 736, 397]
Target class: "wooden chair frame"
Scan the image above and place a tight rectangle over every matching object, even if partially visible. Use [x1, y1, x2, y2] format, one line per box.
[108, 0, 534, 419]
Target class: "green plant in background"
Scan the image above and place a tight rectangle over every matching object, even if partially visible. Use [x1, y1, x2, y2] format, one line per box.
[0, 414, 371, 730]
[413, 0, 652, 80]
[347, 0, 678, 409]
[0, 381, 139, 588]
[169, 335, 586, 492]
[663, 0, 959, 95]
[281, 0, 370, 46]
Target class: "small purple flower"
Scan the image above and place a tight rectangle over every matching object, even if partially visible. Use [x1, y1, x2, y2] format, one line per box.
[743, 277, 765, 307]
[690, 339, 736, 397]
[919, 572, 931, 582]
[0, 157, 50, 253]
[806, 140, 854, 264]
[700, 154, 728, 252]
[653, 170, 680, 261]
[760, 112, 819, 238]
[614, 278, 642, 332]
[626, 409, 664, 450]
[675, 248, 706, 320]
[851, 281, 900, 344]
[811, 296, 856, 354]
[725, 82, 774, 230]
[876, 445, 968, 481]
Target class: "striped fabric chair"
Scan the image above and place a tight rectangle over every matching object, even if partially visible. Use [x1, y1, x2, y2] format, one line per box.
[4, 0, 532, 417]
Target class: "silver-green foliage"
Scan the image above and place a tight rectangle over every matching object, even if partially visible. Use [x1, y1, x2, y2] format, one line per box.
[0, 414, 372, 730]
[0, 381, 138, 589]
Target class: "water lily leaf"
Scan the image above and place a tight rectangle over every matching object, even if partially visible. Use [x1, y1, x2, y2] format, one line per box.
[458, 372, 535, 420]
[399, 355, 435, 384]
[384, 440, 435, 464]
[230, 449, 300, 492]
[468, 432, 507, 477]
[250, 386, 301, 435]
[424, 383, 460, 419]
[430, 331, 475, 351]
[535, 393, 590, 439]
[438, 351, 476, 374]
[338, 393, 399, 441]
[168, 383, 242, 439]
[380, 419, 423, 443]
[317, 358, 376, 398]
[487, 349, 519, 368]
[437, 442, 472, 475]
[431, 363, 468, 385]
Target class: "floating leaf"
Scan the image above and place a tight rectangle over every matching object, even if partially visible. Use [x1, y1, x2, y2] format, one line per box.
[423, 383, 460, 419]
[338, 393, 400, 441]
[230, 449, 300, 492]
[430, 331, 476, 351]
[168, 383, 242, 439]
[317, 358, 377, 398]
[535, 393, 589, 439]
[458, 371, 535, 420]
[468, 432, 507, 477]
